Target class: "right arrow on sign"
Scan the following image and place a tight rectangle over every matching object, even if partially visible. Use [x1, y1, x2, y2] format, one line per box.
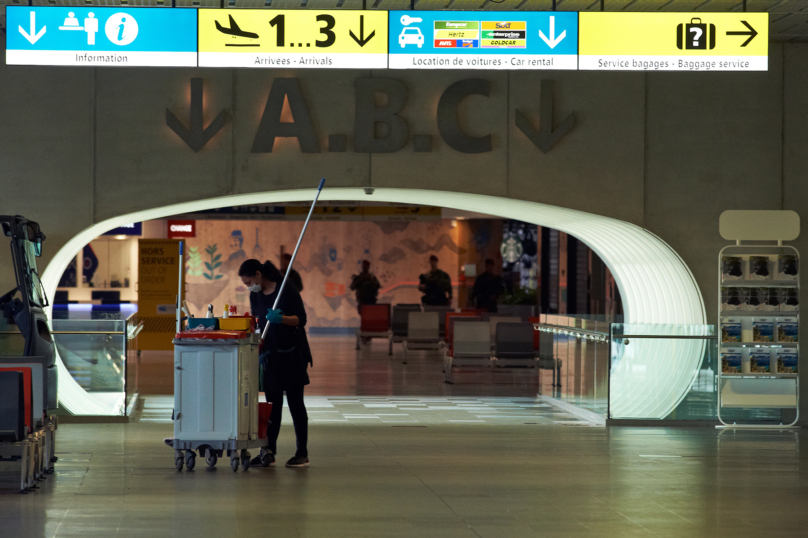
[726, 20, 758, 47]
[539, 16, 566, 49]
[350, 15, 376, 47]
[515, 80, 575, 154]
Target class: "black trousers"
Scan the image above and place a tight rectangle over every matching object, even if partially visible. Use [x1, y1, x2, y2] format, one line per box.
[265, 384, 308, 458]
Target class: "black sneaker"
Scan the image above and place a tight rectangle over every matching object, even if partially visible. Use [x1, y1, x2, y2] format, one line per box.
[286, 456, 310, 468]
[163, 438, 174, 448]
[250, 448, 275, 467]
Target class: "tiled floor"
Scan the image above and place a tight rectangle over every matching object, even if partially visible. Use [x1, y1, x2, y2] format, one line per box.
[3, 336, 806, 537]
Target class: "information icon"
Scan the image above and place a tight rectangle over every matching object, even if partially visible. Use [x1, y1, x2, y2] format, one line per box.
[105, 12, 139, 46]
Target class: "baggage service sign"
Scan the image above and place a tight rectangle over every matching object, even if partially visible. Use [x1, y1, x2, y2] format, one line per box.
[5, 7, 197, 66]
[388, 11, 578, 70]
[579, 12, 768, 71]
[198, 10, 388, 69]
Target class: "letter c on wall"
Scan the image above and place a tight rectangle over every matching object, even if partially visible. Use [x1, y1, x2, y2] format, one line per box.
[437, 79, 492, 154]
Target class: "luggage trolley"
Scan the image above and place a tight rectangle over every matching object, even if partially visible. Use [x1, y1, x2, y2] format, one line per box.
[168, 330, 269, 472]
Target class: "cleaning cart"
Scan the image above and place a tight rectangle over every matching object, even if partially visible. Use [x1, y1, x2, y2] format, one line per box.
[169, 329, 270, 471]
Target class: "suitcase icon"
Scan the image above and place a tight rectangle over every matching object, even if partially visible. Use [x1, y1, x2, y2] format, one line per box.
[677, 18, 715, 50]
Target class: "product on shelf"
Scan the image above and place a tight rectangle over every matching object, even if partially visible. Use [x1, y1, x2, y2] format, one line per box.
[750, 350, 771, 373]
[721, 287, 747, 311]
[752, 318, 774, 342]
[776, 349, 799, 374]
[748, 256, 770, 280]
[722, 348, 743, 373]
[778, 287, 799, 312]
[778, 255, 799, 281]
[777, 319, 799, 343]
[722, 256, 744, 280]
[721, 320, 742, 342]
[748, 287, 777, 311]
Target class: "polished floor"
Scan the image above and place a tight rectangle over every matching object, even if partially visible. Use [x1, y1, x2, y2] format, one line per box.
[2, 337, 807, 537]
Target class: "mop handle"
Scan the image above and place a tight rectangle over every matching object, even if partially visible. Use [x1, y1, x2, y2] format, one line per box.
[261, 178, 325, 342]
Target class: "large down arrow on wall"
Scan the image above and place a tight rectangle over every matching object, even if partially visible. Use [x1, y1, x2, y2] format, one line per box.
[515, 79, 575, 154]
[166, 78, 227, 153]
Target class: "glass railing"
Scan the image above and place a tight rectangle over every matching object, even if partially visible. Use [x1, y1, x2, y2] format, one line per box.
[51, 315, 137, 416]
[0, 317, 26, 356]
[610, 324, 717, 421]
[533, 314, 611, 417]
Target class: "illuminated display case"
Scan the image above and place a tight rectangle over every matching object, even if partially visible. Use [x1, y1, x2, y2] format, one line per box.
[718, 244, 799, 428]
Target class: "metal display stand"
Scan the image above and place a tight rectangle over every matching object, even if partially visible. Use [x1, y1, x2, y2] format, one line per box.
[717, 243, 800, 429]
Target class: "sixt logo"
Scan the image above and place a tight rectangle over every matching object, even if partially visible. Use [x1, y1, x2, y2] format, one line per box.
[495, 22, 512, 28]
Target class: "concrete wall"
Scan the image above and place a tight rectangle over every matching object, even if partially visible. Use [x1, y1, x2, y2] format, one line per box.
[1, 40, 806, 416]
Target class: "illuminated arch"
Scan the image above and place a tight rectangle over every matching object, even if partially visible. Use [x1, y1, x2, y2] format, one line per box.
[41, 188, 706, 418]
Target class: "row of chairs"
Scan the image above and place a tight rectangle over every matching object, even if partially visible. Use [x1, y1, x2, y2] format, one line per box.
[0, 362, 57, 492]
[354, 304, 560, 384]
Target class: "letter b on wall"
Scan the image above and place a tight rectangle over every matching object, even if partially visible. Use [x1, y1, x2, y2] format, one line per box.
[354, 78, 409, 153]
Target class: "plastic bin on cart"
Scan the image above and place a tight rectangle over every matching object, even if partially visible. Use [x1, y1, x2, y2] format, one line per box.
[171, 331, 266, 472]
[218, 316, 255, 332]
[187, 318, 218, 330]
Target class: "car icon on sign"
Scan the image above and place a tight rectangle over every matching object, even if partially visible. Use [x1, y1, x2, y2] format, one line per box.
[399, 27, 424, 48]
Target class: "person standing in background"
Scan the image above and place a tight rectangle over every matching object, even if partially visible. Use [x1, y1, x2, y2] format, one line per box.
[471, 258, 504, 313]
[281, 253, 304, 293]
[350, 260, 381, 315]
[419, 255, 452, 306]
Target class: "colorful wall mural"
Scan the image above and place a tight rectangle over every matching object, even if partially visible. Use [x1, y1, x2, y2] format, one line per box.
[183, 220, 465, 328]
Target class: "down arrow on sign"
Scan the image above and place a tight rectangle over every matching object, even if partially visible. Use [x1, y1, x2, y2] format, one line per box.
[515, 79, 575, 154]
[166, 78, 227, 153]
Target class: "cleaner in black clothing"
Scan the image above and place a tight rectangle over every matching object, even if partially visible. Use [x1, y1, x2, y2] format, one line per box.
[239, 259, 312, 468]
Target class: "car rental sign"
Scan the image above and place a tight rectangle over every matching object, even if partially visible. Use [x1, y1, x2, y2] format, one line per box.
[197, 10, 388, 68]
[579, 12, 768, 71]
[388, 11, 578, 70]
[5, 6, 197, 66]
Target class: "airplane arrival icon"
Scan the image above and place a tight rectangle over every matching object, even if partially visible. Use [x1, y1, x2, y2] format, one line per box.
[216, 15, 259, 46]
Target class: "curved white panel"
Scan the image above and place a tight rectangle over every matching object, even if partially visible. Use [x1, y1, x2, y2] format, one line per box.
[41, 188, 705, 417]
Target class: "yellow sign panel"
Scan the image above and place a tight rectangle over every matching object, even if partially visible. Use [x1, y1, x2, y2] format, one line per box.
[580, 13, 768, 71]
[198, 9, 388, 69]
[137, 239, 184, 351]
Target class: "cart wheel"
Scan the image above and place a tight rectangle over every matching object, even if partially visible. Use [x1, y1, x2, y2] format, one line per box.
[175, 454, 184, 471]
[230, 457, 239, 472]
[206, 453, 218, 467]
[185, 452, 196, 471]
[241, 453, 251, 471]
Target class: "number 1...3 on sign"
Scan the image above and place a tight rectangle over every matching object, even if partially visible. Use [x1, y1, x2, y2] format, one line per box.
[214, 13, 337, 49]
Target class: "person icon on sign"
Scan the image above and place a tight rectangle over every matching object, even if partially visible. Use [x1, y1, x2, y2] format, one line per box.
[84, 13, 98, 45]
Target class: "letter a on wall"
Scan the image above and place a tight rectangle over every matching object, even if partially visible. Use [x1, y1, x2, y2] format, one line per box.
[251, 78, 321, 153]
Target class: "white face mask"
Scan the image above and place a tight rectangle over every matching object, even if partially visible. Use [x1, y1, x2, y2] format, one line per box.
[248, 283, 261, 293]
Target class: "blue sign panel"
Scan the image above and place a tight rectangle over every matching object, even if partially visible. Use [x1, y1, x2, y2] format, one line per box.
[389, 11, 578, 70]
[102, 223, 142, 236]
[6, 7, 197, 66]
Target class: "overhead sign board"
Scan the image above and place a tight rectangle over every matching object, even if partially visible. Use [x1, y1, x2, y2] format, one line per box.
[388, 11, 578, 70]
[5, 7, 197, 66]
[198, 10, 388, 68]
[579, 12, 768, 71]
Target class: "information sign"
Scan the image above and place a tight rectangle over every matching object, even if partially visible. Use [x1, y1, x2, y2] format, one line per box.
[388, 11, 578, 70]
[579, 12, 768, 71]
[198, 10, 388, 69]
[5, 7, 197, 67]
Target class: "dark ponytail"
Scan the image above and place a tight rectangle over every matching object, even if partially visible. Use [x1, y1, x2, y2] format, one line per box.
[238, 259, 282, 283]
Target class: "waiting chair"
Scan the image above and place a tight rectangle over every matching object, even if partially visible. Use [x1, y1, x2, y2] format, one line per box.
[388, 304, 421, 355]
[493, 322, 538, 370]
[403, 311, 441, 360]
[444, 320, 492, 384]
[355, 304, 391, 350]
[424, 305, 454, 337]
[488, 317, 520, 349]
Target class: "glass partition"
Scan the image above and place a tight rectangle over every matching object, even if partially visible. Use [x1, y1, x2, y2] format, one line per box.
[51, 318, 129, 415]
[533, 314, 610, 416]
[0, 317, 25, 356]
[610, 324, 717, 420]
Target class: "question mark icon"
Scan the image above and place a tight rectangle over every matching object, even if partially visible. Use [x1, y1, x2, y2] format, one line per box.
[690, 26, 702, 48]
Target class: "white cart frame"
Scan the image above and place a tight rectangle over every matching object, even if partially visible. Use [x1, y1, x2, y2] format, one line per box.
[717, 243, 800, 429]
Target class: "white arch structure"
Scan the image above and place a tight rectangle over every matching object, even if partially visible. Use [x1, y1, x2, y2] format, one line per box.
[41, 188, 707, 419]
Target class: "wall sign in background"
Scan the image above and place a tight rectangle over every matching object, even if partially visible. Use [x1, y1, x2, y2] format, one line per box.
[198, 10, 388, 68]
[579, 12, 768, 71]
[5, 6, 197, 66]
[388, 11, 578, 70]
